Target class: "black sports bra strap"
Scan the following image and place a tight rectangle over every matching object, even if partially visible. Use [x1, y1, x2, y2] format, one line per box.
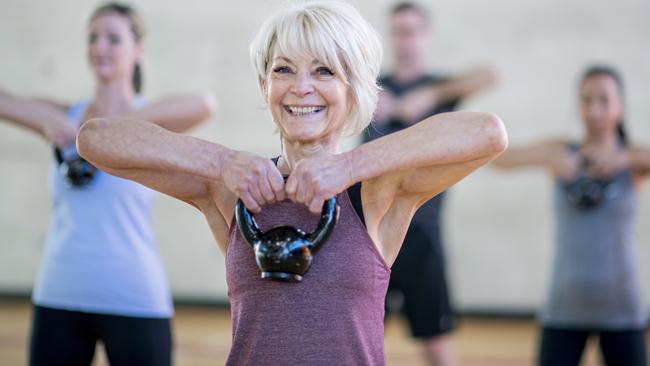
[346, 182, 365, 226]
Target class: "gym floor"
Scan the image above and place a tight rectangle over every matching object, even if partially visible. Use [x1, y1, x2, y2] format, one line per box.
[0, 299, 613, 365]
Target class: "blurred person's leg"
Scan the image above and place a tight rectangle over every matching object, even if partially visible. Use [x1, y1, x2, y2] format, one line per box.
[599, 329, 647, 366]
[391, 224, 457, 366]
[538, 326, 589, 366]
[99, 313, 172, 366]
[29, 305, 97, 366]
[421, 334, 457, 366]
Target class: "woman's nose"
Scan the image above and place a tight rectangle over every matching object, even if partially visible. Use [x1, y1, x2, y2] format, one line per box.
[290, 72, 314, 97]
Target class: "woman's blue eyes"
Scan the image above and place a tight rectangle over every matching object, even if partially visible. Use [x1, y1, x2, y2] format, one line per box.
[272, 66, 334, 76]
[316, 67, 334, 76]
[273, 66, 291, 74]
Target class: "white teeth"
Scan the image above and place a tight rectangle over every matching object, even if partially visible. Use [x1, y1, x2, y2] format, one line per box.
[288, 106, 324, 116]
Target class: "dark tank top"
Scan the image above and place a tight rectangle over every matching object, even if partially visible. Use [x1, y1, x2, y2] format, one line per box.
[225, 184, 391, 365]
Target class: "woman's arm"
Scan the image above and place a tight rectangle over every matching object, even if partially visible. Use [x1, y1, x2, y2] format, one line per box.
[77, 117, 226, 204]
[128, 93, 217, 133]
[0, 89, 76, 148]
[583, 146, 650, 180]
[78, 117, 283, 206]
[626, 147, 650, 176]
[350, 112, 507, 201]
[492, 138, 575, 178]
[286, 112, 506, 212]
[77, 117, 284, 250]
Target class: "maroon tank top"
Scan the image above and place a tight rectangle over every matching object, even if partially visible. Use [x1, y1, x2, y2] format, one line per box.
[225, 189, 391, 365]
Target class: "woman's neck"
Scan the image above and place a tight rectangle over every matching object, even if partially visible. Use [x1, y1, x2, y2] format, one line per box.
[584, 131, 619, 150]
[279, 133, 340, 174]
[91, 78, 135, 117]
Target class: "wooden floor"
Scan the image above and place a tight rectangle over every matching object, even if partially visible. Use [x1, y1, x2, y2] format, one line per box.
[0, 300, 622, 365]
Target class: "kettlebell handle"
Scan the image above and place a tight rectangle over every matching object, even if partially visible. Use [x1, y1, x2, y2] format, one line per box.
[307, 197, 339, 252]
[53, 147, 65, 165]
[235, 196, 340, 251]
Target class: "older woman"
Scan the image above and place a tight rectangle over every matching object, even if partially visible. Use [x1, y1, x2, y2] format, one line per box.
[78, 1, 507, 364]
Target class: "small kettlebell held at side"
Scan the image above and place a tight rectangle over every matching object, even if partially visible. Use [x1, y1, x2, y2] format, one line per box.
[235, 197, 340, 282]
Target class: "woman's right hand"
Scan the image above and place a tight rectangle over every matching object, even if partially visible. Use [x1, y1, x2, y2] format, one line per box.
[221, 151, 285, 213]
[42, 116, 77, 149]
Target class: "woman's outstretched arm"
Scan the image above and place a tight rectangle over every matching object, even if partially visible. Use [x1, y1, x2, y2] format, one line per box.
[287, 111, 507, 213]
[491, 139, 576, 180]
[0, 89, 76, 148]
[129, 93, 217, 133]
[77, 117, 285, 249]
[350, 111, 507, 202]
[77, 117, 284, 210]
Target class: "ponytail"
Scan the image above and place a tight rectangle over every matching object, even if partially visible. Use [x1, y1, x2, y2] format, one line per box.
[133, 62, 142, 94]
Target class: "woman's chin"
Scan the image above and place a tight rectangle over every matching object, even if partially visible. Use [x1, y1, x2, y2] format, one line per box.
[278, 122, 329, 143]
[91, 66, 117, 81]
[283, 130, 324, 143]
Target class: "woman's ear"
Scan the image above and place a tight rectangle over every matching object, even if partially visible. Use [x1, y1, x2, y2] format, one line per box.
[260, 78, 269, 103]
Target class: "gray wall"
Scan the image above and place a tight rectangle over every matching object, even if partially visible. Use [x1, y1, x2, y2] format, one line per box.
[1, 0, 649, 312]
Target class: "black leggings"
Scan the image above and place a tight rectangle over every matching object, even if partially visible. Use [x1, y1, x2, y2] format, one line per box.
[538, 326, 647, 366]
[30, 305, 172, 366]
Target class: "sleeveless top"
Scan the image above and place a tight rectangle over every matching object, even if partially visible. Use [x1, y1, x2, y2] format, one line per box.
[540, 144, 646, 329]
[225, 185, 391, 365]
[32, 99, 173, 318]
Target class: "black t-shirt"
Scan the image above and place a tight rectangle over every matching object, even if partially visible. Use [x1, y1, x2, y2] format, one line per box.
[362, 73, 462, 233]
[364, 74, 460, 140]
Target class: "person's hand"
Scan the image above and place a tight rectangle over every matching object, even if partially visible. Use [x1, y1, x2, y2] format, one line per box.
[397, 85, 440, 125]
[285, 153, 353, 213]
[581, 146, 629, 178]
[373, 90, 397, 124]
[553, 150, 581, 181]
[43, 117, 77, 149]
[222, 151, 285, 213]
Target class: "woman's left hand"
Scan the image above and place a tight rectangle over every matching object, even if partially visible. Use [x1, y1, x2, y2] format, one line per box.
[285, 154, 353, 213]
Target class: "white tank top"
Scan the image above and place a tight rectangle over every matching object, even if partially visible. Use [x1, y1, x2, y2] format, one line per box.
[32, 100, 173, 318]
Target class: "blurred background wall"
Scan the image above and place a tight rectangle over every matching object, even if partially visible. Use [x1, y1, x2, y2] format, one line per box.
[0, 0, 649, 313]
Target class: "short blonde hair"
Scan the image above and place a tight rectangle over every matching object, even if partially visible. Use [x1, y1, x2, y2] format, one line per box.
[250, 0, 383, 136]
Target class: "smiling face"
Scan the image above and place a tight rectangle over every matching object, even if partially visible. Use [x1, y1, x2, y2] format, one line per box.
[87, 12, 142, 86]
[265, 50, 353, 143]
[579, 73, 624, 140]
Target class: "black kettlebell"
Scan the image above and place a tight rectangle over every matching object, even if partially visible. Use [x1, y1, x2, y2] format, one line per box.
[235, 197, 340, 282]
[565, 176, 609, 210]
[564, 155, 617, 210]
[54, 147, 97, 188]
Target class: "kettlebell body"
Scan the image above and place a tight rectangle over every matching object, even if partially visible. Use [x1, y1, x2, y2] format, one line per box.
[565, 175, 611, 210]
[54, 147, 97, 188]
[236, 197, 340, 282]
